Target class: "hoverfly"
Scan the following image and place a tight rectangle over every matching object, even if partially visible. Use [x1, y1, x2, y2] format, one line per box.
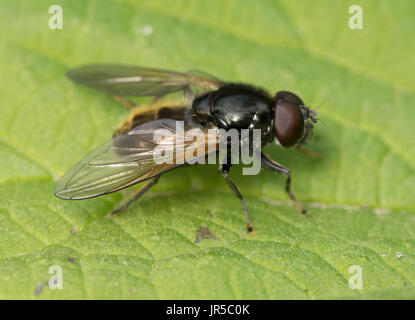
[55, 64, 318, 233]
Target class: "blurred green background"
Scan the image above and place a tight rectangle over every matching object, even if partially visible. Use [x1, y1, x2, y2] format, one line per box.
[0, 0, 414, 299]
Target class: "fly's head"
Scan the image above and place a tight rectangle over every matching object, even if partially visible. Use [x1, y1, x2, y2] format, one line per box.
[272, 91, 317, 148]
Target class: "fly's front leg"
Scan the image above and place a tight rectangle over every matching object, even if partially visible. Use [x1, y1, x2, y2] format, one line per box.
[219, 163, 254, 233]
[261, 152, 309, 215]
[108, 175, 161, 218]
[296, 146, 322, 158]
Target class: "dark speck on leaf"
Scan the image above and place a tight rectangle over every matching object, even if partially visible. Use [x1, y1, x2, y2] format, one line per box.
[34, 283, 43, 296]
[195, 226, 218, 244]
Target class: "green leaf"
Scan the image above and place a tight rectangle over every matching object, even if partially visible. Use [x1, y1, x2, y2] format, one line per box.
[0, 0, 414, 299]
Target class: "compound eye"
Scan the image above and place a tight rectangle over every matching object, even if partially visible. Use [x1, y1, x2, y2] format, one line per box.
[274, 101, 304, 147]
[275, 91, 304, 106]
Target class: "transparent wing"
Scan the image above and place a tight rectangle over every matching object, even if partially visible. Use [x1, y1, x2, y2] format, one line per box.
[66, 64, 224, 98]
[55, 119, 219, 200]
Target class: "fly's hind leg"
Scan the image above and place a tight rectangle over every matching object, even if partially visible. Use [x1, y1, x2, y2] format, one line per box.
[219, 163, 254, 233]
[108, 175, 161, 218]
[261, 152, 309, 215]
[113, 95, 137, 110]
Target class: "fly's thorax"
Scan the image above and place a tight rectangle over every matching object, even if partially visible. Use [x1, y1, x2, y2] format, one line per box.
[192, 84, 274, 145]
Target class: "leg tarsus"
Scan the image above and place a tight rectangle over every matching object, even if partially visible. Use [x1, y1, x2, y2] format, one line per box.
[108, 176, 160, 218]
[285, 175, 309, 215]
[219, 164, 254, 233]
